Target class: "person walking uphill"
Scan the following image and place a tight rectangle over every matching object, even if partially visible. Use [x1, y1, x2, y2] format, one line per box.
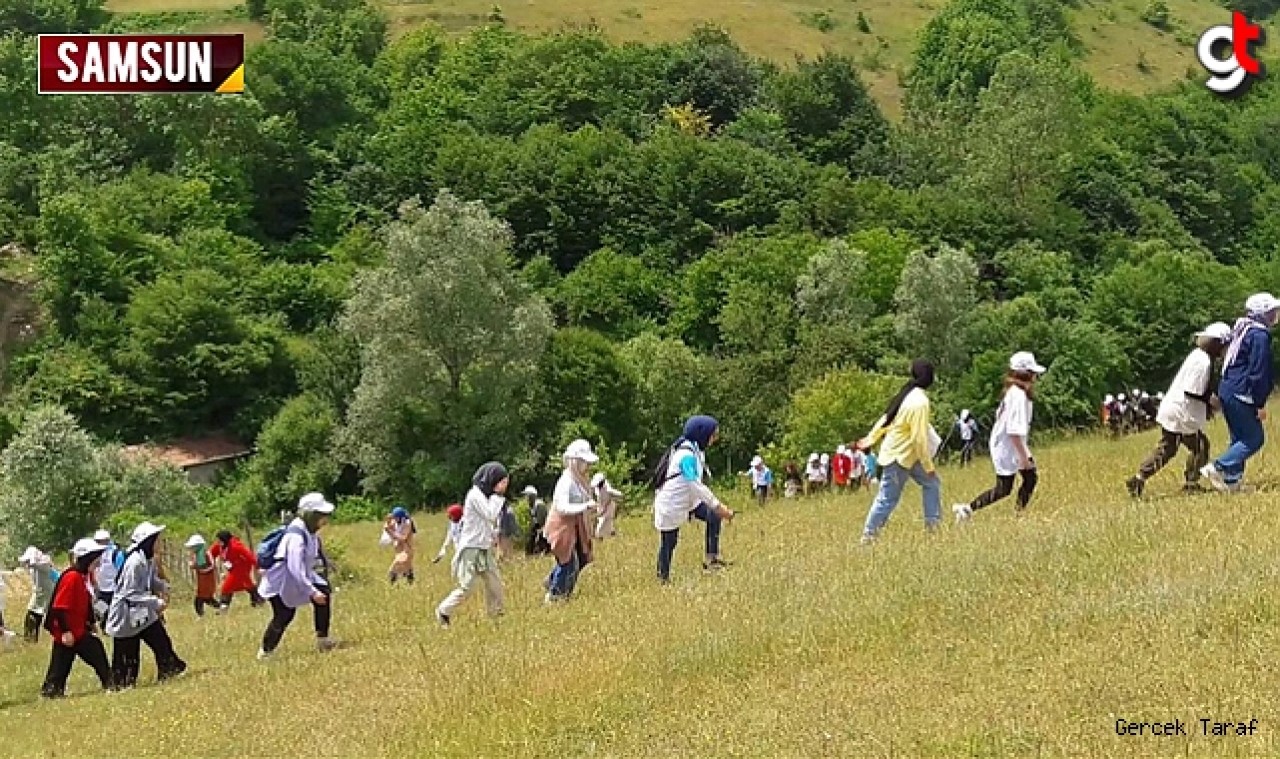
[859, 360, 942, 542]
[258, 493, 339, 659]
[106, 522, 187, 689]
[435, 463, 509, 627]
[211, 530, 263, 612]
[18, 547, 56, 643]
[653, 416, 735, 583]
[1127, 323, 1233, 497]
[41, 539, 113, 698]
[545, 440, 597, 604]
[384, 506, 417, 585]
[185, 535, 222, 617]
[1203, 293, 1280, 493]
[953, 352, 1048, 522]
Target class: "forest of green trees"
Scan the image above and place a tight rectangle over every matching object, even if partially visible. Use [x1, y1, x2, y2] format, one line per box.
[2, 0, 1280, 550]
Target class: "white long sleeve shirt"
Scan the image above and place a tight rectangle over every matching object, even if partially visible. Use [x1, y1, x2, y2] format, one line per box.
[653, 443, 721, 531]
[258, 518, 324, 609]
[455, 486, 503, 551]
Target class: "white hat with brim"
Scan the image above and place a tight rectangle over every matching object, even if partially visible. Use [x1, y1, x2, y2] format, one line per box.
[298, 492, 336, 514]
[184, 534, 207, 548]
[72, 538, 107, 560]
[128, 522, 166, 551]
[1010, 351, 1047, 374]
[1196, 322, 1234, 342]
[591, 473, 606, 487]
[750, 456, 763, 467]
[1246, 292, 1280, 317]
[563, 439, 599, 464]
[522, 485, 538, 496]
[93, 529, 111, 543]
[18, 546, 41, 566]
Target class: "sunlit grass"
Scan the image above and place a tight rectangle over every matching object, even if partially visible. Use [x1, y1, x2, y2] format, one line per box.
[4, 417, 1280, 756]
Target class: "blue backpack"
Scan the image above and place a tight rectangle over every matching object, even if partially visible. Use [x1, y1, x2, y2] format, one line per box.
[255, 525, 306, 571]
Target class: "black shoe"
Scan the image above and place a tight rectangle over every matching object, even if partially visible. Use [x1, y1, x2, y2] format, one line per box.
[436, 611, 450, 629]
[1126, 476, 1144, 498]
[1182, 482, 1207, 494]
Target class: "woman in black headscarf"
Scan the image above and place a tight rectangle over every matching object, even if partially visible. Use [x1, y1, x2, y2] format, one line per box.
[858, 360, 942, 542]
[434, 462, 510, 628]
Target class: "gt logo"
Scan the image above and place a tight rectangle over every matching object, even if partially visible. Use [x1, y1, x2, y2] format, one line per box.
[1197, 11, 1266, 96]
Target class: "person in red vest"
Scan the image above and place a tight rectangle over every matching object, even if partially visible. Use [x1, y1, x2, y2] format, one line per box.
[832, 445, 853, 492]
[211, 531, 264, 612]
[41, 538, 113, 698]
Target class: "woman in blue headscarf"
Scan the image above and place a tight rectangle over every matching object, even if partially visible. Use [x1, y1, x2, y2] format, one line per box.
[383, 505, 417, 585]
[652, 415, 735, 583]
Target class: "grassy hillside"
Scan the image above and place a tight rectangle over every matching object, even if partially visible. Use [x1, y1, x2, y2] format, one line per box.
[4, 417, 1280, 756]
[106, 0, 1248, 114]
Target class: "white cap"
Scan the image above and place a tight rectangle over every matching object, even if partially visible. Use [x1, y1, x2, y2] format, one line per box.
[808, 453, 819, 462]
[836, 445, 847, 455]
[563, 438, 599, 464]
[961, 409, 970, 417]
[750, 455, 763, 467]
[1246, 292, 1280, 316]
[1142, 392, 1149, 399]
[1196, 322, 1233, 342]
[128, 521, 166, 550]
[18, 546, 43, 566]
[1157, 391, 1164, 398]
[72, 538, 106, 559]
[184, 534, 207, 548]
[591, 472, 606, 487]
[1105, 394, 1114, 403]
[298, 492, 336, 514]
[522, 485, 538, 496]
[1010, 351, 1047, 374]
[93, 529, 111, 543]
[1118, 393, 1126, 401]
[1132, 388, 1140, 396]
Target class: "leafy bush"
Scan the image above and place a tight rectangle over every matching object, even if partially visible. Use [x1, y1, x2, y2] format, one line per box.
[778, 368, 902, 464]
[1140, 1, 1170, 29]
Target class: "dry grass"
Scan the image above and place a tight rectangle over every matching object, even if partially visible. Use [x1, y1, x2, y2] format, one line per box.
[5, 418, 1280, 757]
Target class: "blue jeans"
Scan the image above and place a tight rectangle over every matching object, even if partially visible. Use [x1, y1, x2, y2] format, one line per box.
[862, 462, 942, 538]
[656, 502, 722, 581]
[547, 547, 583, 599]
[1215, 395, 1266, 484]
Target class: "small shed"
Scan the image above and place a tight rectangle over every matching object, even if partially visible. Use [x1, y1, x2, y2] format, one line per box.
[121, 433, 253, 485]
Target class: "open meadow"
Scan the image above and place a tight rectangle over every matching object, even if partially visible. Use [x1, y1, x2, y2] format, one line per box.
[4, 418, 1280, 757]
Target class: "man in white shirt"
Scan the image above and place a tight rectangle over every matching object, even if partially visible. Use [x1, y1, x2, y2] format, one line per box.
[1127, 323, 1232, 497]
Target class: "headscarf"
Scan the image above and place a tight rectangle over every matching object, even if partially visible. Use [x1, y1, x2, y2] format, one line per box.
[472, 462, 510, 497]
[881, 359, 936, 427]
[1224, 310, 1274, 369]
[392, 506, 409, 521]
[137, 533, 159, 560]
[193, 543, 210, 569]
[75, 549, 105, 575]
[679, 416, 719, 451]
[216, 530, 233, 548]
[564, 456, 592, 493]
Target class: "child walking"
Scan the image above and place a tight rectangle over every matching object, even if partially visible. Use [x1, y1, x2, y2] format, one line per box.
[433, 504, 464, 565]
[435, 463, 509, 627]
[953, 352, 1047, 522]
[748, 456, 773, 507]
[185, 535, 222, 617]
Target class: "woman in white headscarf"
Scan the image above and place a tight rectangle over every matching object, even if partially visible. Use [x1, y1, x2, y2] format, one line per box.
[544, 439, 597, 604]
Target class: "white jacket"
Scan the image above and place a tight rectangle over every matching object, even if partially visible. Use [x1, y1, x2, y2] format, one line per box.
[653, 443, 721, 532]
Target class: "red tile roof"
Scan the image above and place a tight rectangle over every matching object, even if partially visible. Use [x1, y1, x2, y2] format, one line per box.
[121, 433, 252, 469]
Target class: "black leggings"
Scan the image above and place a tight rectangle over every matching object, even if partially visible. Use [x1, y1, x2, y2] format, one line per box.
[43, 635, 112, 697]
[261, 584, 330, 653]
[111, 622, 186, 689]
[194, 597, 221, 616]
[971, 469, 1039, 511]
[219, 589, 264, 608]
[24, 611, 43, 643]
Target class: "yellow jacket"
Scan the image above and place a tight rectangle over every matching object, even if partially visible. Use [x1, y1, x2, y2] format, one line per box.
[865, 388, 935, 473]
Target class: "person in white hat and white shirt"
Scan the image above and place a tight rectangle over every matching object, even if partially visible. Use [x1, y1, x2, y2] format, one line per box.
[592, 471, 623, 539]
[746, 455, 773, 507]
[544, 440, 598, 603]
[804, 453, 824, 496]
[91, 529, 123, 624]
[957, 410, 980, 467]
[258, 493, 339, 658]
[41, 538, 113, 698]
[17, 546, 57, 643]
[1202, 293, 1280, 492]
[1127, 323, 1233, 497]
[954, 351, 1047, 522]
[106, 522, 187, 688]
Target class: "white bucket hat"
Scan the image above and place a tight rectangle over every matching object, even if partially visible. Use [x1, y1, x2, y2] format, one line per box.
[17, 546, 43, 566]
[298, 492, 336, 514]
[808, 453, 819, 462]
[93, 529, 111, 544]
[1010, 351, 1047, 374]
[72, 538, 106, 559]
[591, 472, 606, 487]
[1105, 394, 1114, 403]
[1246, 292, 1280, 317]
[563, 438, 599, 464]
[522, 485, 538, 496]
[750, 455, 763, 467]
[184, 534, 207, 548]
[1197, 322, 1233, 342]
[128, 522, 166, 551]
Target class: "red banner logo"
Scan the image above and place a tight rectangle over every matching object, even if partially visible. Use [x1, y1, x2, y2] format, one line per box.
[38, 34, 244, 95]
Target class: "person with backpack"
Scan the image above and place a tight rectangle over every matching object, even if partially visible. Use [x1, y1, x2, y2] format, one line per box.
[383, 506, 417, 585]
[953, 352, 1048, 523]
[41, 538, 113, 698]
[1203, 293, 1280, 493]
[653, 416, 735, 583]
[858, 359, 942, 542]
[185, 535, 222, 617]
[435, 463, 510, 627]
[257, 493, 339, 659]
[18, 547, 57, 643]
[90, 530, 122, 625]
[434, 503, 465, 565]
[106, 522, 187, 688]
[544, 440, 598, 604]
[211, 530, 263, 612]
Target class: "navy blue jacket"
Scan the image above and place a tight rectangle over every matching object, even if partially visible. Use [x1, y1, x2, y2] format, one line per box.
[1220, 323, 1275, 407]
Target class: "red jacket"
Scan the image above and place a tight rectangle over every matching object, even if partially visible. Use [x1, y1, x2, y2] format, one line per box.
[212, 537, 257, 592]
[47, 568, 94, 644]
[832, 453, 852, 485]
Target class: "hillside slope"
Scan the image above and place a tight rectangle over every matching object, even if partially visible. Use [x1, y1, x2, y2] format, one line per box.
[108, 0, 1250, 114]
[3, 418, 1280, 756]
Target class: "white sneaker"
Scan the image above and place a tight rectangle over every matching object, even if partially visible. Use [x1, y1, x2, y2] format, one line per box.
[256, 648, 273, 661]
[1201, 464, 1230, 493]
[953, 503, 973, 523]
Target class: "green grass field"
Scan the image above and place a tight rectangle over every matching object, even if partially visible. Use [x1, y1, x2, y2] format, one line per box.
[4, 416, 1280, 757]
[103, 0, 1253, 115]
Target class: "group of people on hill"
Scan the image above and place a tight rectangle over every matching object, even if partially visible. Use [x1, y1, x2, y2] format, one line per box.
[4, 292, 1275, 698]
[745, 447, 879, 505]
[1102, 389, 1164, 436]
